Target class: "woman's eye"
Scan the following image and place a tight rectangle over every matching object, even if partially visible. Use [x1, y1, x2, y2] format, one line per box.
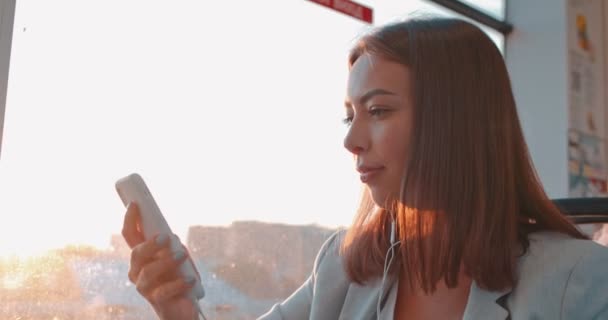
[342, 116, 353, 126]
[369, 108, 388, 117]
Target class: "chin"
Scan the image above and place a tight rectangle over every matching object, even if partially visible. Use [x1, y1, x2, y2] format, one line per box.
[368, 188, 388, 209]
[368, 186, 399, 210]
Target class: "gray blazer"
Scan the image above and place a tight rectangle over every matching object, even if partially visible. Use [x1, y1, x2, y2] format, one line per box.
[258, 230, 608, 319]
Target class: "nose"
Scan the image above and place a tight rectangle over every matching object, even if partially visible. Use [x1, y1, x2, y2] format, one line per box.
[343, 119, 368, 156]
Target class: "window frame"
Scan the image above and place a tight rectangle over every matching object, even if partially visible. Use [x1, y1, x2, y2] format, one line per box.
[426, 0, 512, 35]
[0, 0, 16, 159]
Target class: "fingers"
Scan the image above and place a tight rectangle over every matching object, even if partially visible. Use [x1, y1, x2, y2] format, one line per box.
[122, 202, 145, 248]
[148, 276, 198, 306]
[185, 254, 201, 280]
[135, 249, 189, 296]
[128, 234, 171, 283]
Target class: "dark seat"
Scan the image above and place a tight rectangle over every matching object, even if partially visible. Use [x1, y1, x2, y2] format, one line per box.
[553, 198, 608, 224]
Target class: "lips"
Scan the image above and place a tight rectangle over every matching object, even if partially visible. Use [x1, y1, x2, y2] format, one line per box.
[356, 165, 384, 183]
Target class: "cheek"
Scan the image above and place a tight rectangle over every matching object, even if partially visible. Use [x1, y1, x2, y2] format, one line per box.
[373, 125, 410, 167]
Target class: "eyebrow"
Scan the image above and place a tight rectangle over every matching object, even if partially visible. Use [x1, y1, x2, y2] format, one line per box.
[345, 88, 397, 107]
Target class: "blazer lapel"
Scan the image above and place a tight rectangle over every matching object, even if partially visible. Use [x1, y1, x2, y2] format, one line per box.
[462, 280, 511, 320]
[338, 279, 385, 320]
[339, 277, 512, 320]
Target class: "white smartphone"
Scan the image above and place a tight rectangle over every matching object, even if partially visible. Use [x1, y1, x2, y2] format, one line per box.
[115, 173, 205, 300]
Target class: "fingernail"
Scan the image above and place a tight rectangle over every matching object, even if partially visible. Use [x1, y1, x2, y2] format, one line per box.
[173, 251, 185, 261]
[156, 234, 168, 245]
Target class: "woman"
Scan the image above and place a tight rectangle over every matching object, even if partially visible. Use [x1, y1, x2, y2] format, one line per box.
[121, 18, 608, 319]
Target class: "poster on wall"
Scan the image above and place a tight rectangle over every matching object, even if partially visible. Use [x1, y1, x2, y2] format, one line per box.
[567, 0, 607, 196]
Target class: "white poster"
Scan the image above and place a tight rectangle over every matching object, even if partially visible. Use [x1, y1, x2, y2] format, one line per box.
[567, 0, 607, 196]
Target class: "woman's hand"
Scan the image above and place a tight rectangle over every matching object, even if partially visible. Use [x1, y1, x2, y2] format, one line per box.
[122, 202, 199, 320]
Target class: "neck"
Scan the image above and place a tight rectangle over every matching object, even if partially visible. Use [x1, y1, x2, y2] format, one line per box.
[397, 268, 472, 297]
[394, 269, 472, 320]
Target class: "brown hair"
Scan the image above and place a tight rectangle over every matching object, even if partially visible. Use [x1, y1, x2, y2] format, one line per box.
[341, 18, 586, 293]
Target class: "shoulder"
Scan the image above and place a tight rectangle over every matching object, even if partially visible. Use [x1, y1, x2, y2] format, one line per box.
[559, 234, 608, 318]
[257, 230, 349, 320]
[521, 231, 608, 270]
[307, 229, 353, 317]
[508, 231, 608, 318]
[524, 231, 601, 256]
[517, 230, 608, 278]
[312, 229, 347, 276]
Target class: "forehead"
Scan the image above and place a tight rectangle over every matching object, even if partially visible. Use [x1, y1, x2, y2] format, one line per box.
[346, 54, 410, 100]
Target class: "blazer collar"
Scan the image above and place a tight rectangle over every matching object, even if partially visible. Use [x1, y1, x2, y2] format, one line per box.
[462, 280, 512, 320]
[339, 277, 512, 320]
[339, 278, 386, 320]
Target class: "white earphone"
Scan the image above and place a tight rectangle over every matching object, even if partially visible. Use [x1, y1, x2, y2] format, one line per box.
[390, 219, 396, 245]
[377, 219, 400, 319]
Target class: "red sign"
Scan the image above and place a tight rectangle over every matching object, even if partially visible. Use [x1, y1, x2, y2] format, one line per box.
[307, 0, 373, 24]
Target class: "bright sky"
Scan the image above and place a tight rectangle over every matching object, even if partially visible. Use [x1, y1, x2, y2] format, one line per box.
[0, 0, 504, 257]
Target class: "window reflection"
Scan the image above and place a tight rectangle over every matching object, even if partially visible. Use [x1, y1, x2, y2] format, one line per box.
[1, 0, 508, 319]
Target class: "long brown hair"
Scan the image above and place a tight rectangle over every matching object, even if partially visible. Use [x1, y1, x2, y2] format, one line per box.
[341, 18, 586, 293]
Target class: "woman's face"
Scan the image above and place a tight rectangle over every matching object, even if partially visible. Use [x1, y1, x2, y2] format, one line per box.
[343, 53, 413, 208]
